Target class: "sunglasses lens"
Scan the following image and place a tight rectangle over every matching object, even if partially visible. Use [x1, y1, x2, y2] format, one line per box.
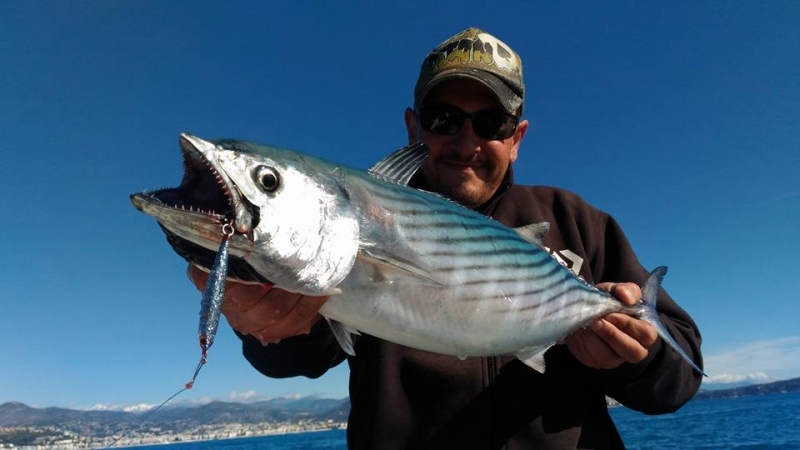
[419, 106, 464, 136]
[473, 110, 518, 140]
[418, 105, 518, 140]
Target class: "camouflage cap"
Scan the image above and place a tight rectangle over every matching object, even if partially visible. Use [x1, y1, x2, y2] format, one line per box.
[414, 28, 525, 113]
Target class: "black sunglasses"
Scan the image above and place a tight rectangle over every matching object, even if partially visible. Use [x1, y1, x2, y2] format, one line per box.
[417, 104, 519, 141]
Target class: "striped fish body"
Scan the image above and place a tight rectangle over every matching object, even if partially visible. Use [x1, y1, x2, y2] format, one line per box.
[131, 134, 704, 374]
[321, 172, 618, 359]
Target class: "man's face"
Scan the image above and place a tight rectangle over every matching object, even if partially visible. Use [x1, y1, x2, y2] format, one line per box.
[405, 79, 528, 209]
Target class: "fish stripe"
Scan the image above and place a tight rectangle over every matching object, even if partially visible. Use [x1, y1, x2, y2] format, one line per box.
[362, 175, 596, 319]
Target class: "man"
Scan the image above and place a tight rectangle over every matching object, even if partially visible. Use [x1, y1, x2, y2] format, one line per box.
[189, 28, 703, 449]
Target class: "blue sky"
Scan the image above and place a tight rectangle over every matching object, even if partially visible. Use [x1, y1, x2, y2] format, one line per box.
[2, 1, 798, 410]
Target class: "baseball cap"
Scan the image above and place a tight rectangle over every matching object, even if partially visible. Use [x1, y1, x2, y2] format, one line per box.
[414, 28, 525, 114]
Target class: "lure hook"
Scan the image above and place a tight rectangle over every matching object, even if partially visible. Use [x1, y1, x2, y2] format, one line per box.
[222, 220, 235, 238]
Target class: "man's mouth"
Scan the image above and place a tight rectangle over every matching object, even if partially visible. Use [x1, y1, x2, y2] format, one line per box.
[439, 159, 483, 172]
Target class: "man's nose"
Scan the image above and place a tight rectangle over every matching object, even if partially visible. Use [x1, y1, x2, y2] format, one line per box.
[450, 118, 481, 156]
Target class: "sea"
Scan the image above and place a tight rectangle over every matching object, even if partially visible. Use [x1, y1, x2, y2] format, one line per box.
[131, 392, 800, 449]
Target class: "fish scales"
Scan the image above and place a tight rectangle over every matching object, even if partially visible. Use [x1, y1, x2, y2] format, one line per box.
[329, 169, 621, 356]
[359, 188, 583, 319]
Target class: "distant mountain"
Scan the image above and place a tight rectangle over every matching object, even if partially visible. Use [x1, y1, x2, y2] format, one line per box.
[145, 398, 348, 425]
[3, 377, 798, 430]
[252, 396, 346, 414]
[313, 398, 350, 422]
[0, 396, 349, 429]
[696, 377, 800, 400]
[0, 401, 135, 427]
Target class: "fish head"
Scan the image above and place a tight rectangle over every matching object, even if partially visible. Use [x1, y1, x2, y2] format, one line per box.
[131, 133, 360, 294]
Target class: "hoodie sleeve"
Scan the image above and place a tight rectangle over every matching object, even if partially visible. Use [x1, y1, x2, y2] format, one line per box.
[237, 319, 348, 379]
[583, 213, 704, 413]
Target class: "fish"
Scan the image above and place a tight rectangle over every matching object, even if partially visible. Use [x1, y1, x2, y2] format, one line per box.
[130, 133, 704, 375]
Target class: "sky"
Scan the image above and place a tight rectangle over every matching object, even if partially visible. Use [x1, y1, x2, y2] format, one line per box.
[1, 1, 798, 410]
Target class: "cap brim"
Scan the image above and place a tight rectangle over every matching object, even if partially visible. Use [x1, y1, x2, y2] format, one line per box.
[415, 68, 522, 113]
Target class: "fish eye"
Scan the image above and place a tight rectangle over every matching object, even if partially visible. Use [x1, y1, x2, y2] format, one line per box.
[255, 166, 280, 192]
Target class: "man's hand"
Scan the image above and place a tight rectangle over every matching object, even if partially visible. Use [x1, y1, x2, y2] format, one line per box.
[188, 265, 330, 344]
[563, 282, 659, 370]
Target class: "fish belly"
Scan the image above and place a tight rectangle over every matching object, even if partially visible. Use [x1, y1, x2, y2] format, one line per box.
[321, 262, 618, 357]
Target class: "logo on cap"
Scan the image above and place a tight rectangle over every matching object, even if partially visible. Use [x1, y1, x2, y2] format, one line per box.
[414, 28, 524, 113]
[427, 30, 519, 76]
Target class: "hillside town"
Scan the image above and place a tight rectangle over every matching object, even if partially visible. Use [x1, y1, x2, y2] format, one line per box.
[1, 419, 346, 449]
[0, 397, 349, 450]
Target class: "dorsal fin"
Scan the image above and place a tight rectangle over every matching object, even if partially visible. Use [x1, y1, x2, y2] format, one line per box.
[368, 143, 429, 185]
[515, 222, 550, 245]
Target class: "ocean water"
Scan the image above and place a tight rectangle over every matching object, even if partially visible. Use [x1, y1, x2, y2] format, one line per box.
[134, 392, 800, 449]
[132, 430, 348, 450]
[609, 392, 800, 449]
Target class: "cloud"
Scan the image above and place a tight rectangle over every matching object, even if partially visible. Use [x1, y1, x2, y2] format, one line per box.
[85, 402, 157, 412]
[68, 392, 328, 412]
[223, 391, 315, 403]
[123, 403, 159, 412]
[227, 390, 261, 402]
[704, 372, 770, 385]
[702, 336, 800, 385]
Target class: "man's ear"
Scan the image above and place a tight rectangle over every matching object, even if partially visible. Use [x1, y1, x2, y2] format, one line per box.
[509, 119, 529, 163]
[404, 107, 419, 144]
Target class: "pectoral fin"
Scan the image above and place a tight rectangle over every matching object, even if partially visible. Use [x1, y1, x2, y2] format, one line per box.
[515, 343, 554, 373]
[357, 247, 444, 287]
[326, 318, 361, 356]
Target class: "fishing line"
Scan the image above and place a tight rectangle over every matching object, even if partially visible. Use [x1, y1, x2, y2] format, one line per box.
[101, 387, 187, 449]
[102, 224, 233, 448]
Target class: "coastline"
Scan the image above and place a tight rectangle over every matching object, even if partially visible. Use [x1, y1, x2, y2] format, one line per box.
[4, 422, 347, 450]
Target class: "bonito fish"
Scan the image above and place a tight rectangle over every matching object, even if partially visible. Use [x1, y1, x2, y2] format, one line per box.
[130, 133, 704, 375]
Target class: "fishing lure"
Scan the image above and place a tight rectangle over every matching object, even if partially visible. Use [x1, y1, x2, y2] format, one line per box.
[185, 221, 234, 389]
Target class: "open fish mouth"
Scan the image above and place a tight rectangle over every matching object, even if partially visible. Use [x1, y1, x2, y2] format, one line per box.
[131, 134, 268, 282]
[131, 135, 237, 232]
[155, 139, 236, 222]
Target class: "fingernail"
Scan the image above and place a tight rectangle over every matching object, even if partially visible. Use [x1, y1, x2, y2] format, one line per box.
[590, 320, 604, 331]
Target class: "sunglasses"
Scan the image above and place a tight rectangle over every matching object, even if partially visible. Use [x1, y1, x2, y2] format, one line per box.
[417, 104, 519, 141]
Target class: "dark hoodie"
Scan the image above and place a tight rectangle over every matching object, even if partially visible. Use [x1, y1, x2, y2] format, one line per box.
[235, 170, 703, 449]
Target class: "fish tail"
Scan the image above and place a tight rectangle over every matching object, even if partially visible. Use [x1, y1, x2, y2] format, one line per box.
[638, 266, 707, 376]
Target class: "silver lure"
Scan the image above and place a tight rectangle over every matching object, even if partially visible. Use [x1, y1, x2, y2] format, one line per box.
[185, 223, 232, 389]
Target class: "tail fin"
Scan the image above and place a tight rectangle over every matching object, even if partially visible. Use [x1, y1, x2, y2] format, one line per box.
[639, 267, 707, 376]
